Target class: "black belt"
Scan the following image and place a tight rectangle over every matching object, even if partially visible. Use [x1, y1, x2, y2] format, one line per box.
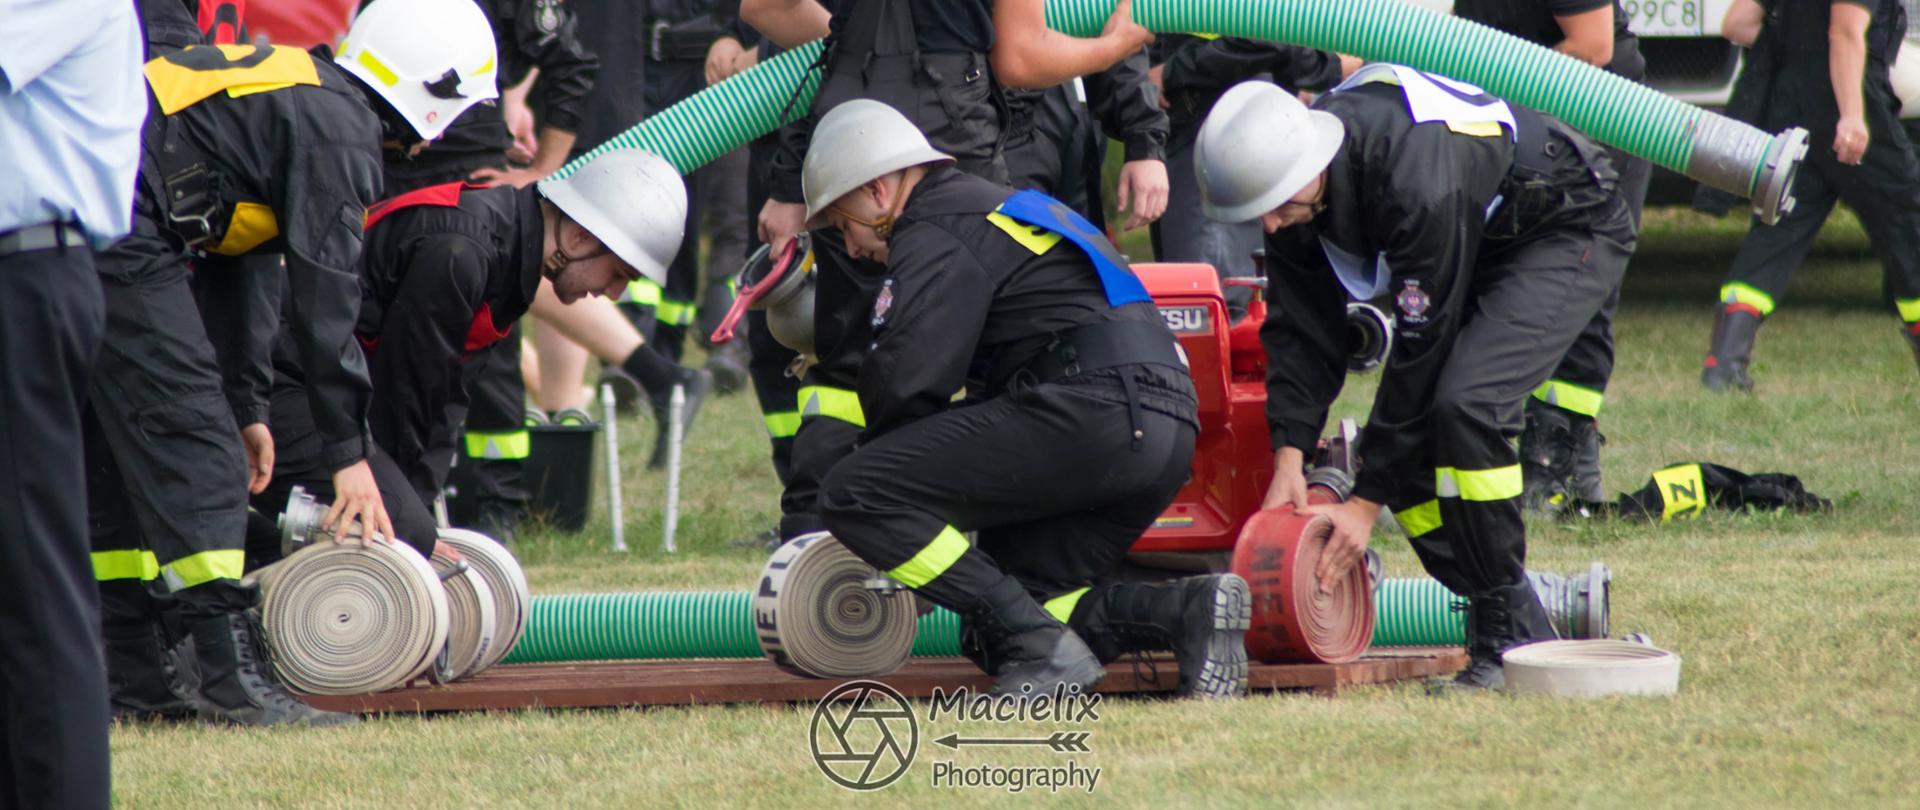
[0, 222, 90, 258]
[1024, 319, 1187, 450]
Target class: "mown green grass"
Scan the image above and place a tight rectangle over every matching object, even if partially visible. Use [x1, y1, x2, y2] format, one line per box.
[110, 209, 1920, 808]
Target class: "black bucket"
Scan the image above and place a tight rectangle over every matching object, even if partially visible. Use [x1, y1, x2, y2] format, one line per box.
[446, 423, 600, 532]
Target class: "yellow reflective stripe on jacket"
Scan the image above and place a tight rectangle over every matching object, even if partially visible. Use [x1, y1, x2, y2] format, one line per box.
[205, 201, 280, 256]
[656, 298, 697, 326]
[1395, 500, 1444, 538]
[1435, 465, 1524, 502]
[1719, 282, 1776, 316]
[764, 410, 801, 438]
[986, 210, 1063, 255]
[1897, 298, 1920, 323]
[626, 278, 663, 306]
[887, 526, 970, 588]
[1043, 587, 1090, 623]
[1651, 463, 1707, 522]
[160, 549, 246, 591]
[465, 430, 531, 460]
[145, 44, 321, 115]
[1532, 379, 1605, 417]
[93, 550, 161, 582]
[798, 385, 866, 427]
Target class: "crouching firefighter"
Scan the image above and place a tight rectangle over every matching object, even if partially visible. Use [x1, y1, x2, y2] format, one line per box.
[807, 100, 1249, 699]
[1195, 72, 1636, 689]
[90, 0, 496, 726]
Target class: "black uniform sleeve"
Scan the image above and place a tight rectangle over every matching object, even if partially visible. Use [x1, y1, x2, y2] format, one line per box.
[280, 120, 383, 472]
[365, 234, 494, 499]
[1257, 229, 1350, 456]
[192, 254, 286, 429]
[1084, 46, 1168, 162]
[507, 0, 599, 134]
[1162, 37, 1345, 97]
[855, 223, 994, 440]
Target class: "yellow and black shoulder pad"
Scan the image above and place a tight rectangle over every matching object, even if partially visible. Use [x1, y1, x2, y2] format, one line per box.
[145, 44, 321, 116]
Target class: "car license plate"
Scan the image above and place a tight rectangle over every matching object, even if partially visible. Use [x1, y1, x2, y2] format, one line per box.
[1623, 0, 1704, 37]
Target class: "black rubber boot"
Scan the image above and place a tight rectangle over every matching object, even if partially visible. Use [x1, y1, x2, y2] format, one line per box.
[965, 577, 1105, 698]
[470, 498, 523, 548]
[705, 340, 749, 396]
[103, 620, 200, 721]
[191, 612, 357, 727]
[1432, 579, 1559, 693]
[647, 368, 713, 470]
[1084, 575, 1251, 699]
[1519, 399, 1577, 516]
[1567, 416, 1606, 506]
[1702, 306, 1763, 392]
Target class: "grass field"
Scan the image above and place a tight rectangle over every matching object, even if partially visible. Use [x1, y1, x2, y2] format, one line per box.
[108, 207, 1920, 808]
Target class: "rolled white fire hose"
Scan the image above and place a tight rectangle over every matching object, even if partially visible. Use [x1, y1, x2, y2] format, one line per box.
[754, 532, 919, 678]
[255, 540, 450, 695]
[437, 528, 531, 672]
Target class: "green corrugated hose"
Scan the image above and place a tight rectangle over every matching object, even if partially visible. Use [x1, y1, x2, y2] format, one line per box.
[500, 582, 1461, 664]
[556, 0, 1804, 222]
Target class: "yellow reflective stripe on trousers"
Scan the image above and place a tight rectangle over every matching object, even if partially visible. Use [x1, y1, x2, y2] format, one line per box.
[160, 549, 245, 591]
[797, 385, 866, 427]
[1043, 587, 1090, 623]
[626, 278, 663, 306]
[1435, 465, 1524, 502]
[887, 526, 970, 588]
[92, 549, 161, 582]
[656, 298, 697, 326]
[1651, 463, 1707, 522]
[1395, 500, 1444, 538]
[1897, 297, 1920, 323]
[1531, 380, 1605, 417]
[465, 430, 531, 460]
[1719, 282, 1776, 316]
[763, 410, 801, 438]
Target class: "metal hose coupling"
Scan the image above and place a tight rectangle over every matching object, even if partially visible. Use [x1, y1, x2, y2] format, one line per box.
[1345, 302, 1393, 374]
[1526, 560, 1611, 640]
[754, 531, 920, 678]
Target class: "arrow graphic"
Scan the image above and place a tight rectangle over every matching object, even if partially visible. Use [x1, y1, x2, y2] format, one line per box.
[933, 731, 1093, 753]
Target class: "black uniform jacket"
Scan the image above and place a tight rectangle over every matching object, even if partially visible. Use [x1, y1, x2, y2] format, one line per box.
[1157, 35, 1346, 153]
[1258, 80, 1618, 505]
[118, 41, 383, 472]
[351, 185, 544, 477]
[858, 168, 1198, 442]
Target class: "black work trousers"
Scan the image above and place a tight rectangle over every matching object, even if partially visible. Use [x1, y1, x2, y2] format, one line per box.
[86, 254, 252, 619]
[1535, 147, 1652, 416]
[458, 325, 530, 518]
[743, 136, 805, 528]
[0, 240, 111, 810]
[1392, 203, 1635, 599]
[819, 378, 1195, 616]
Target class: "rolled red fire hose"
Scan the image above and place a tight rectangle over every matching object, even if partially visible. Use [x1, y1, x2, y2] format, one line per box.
[1229, 471, 1376, 664]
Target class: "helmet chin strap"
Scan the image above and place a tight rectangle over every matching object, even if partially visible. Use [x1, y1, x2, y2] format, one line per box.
[832, 166, 926, 239]
[544, 221, 614, 281]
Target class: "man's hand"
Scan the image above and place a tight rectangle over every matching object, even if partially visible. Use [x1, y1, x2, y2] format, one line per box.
[1261, 446, 1310, 511]
[1834, 116, 1869, 165]
[707, 36, 746, 85]
[239, 422, 275, 495]
[759, 199, 808, 254]
[1300, 497, 1381, 595]
[504, 100, 539, 164]
[1114, 159, 1169, 230]
[469, 166, 547, 188]
[326, 460, 396, 546]
[1098, 0, 1155, 55]
[433, 538, 466, 563]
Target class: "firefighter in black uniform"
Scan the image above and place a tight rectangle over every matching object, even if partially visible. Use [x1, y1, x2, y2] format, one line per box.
[254, 151, 689, 552]
[371, 0, 598, 544]
[1701, 0, 1920, 388]
[740, 0, 1154, 545]
[804, 100, 1248, 698]
[1454, 0, 1651, 512]
[90, 0, 496, 726]
[1198, 73, 1636, 689]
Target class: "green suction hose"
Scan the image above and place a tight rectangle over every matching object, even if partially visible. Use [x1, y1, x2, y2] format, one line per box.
[1372, 578, 1467, 647]
[556, 0, 1804, 222]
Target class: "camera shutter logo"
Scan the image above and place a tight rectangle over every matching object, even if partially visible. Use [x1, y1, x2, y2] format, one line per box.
[809, 680, 919, 791]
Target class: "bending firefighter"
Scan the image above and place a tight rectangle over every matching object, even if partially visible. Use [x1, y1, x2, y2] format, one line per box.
[806, 100, 1245, 699]
[1198, 73, 1636, 689]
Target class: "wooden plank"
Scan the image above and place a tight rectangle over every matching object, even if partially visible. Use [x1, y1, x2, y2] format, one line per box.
[300, 648, 1467, 714]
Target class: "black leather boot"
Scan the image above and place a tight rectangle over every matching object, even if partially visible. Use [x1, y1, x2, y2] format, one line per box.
[1084, 575, 1250, 699]
[647, 368, 713, 470]
[1519, 399, 1577, 515]
[704, 339, 749, 395]
[191, 612, 357, 727]
[1433, 579, 1560, 693]
[1702, 306, 1763, 392]
[103, 620, 200, 721]
[965, 577, 1105, 698]
[1567, 416, 1605, 506]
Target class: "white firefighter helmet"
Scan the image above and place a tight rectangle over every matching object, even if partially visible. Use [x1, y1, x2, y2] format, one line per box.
[1195, 81, 1347, 223]
[537, 150, 687, 285]
[801, 99, 954, 223]
[335, 0, 499, 142]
